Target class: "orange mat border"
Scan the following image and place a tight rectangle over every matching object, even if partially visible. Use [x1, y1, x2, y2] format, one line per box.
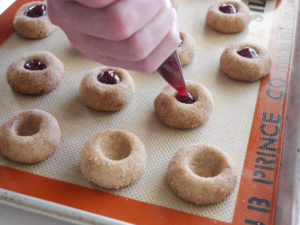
[0, 0, 296, 224]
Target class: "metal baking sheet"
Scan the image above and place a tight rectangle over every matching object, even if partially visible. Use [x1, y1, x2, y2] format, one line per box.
[0, 0, 299, 224]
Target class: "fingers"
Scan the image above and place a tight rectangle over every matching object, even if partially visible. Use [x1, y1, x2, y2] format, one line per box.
[48, 0, 167, 41]
[71, 18, 180, 73]
[48, 0, 180, 72]
[64, 5, 175, 62]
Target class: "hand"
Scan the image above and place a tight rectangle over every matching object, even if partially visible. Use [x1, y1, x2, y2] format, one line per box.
[47, 0, 180, 73]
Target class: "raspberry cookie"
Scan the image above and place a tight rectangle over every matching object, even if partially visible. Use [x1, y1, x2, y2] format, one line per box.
[80, 129, 147, 189]
[206, 0, 250, 33]
[79, 67, 135, 111]
[177, 31, 196, 67]
[154, 81, 213, 129]
[167, 144, 237, 205]
[220, 43, 272, 81]
[6, 51, 64, 95]
[13, 1, 57, 39]
[0, 109, 61, 164]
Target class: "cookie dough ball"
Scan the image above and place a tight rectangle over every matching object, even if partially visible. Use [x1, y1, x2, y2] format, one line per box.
[220, 43, 272, 81]
[167, 144, 237, 205]
[80, 129, 147, 189]
[206, 0, 250, 33]
[79, 67, 135, 111]
[154, 81, 213, 129]
[13, 1, 57, 39]
[0, 109, 61, 164]
[177, 31, 196, 67]
[6, 51, 64, 95]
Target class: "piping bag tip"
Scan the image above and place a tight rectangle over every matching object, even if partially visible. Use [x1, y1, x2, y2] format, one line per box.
[157, 51, 188, 96]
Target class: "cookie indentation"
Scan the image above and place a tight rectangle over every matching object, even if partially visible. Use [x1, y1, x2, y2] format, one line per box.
[16, 114, 42, 136]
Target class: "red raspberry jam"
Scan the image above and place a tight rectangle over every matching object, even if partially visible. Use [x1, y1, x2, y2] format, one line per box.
[25, 4, 46, 18]
[24, 59, 47, 70]
[97, 70, 120, 85]
[237, 47, 259, 58]
[219, 4, 237, 14]
[176, 92, 196, 104]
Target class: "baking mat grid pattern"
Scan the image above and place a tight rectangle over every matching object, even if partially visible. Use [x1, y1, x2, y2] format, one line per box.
[0, 0, 276, 222]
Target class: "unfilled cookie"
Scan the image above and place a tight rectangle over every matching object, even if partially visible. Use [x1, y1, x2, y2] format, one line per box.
[177, 31, 196, 67]
[0, 109, 61, 164]
[80, 129, 147, 189]
[220, 43, 272, 81]
[13, 1, 57, 39]
[167, 144, 237, 205]
[206, 0, 250, 33]
[6, 51, 64, 95]
[79, 67, 135, 111]
[154, 80, 213, 129]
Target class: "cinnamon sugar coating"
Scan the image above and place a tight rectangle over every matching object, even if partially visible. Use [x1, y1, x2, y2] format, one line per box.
[79, 67, 135, 111]
[154, 81, 213, 129]
[0, 109, 61, 163]
[13, 1, 57, 39]
[6, 51, 64, 95]
[80, 129, 147, 189]
[206, 0, 250, 33]
[167, 144, 237, 205]
[220, 43, 272, 81]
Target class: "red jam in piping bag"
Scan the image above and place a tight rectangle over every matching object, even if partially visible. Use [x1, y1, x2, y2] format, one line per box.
[157, 51, 195, 103]
[157, 51, 188, 96]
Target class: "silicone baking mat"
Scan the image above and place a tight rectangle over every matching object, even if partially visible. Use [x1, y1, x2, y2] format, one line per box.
[0, 0, 298, 224]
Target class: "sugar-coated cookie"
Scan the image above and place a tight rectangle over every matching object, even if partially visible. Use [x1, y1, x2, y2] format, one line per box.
[0, 109, 61, 164]
[154, 81, 213, 129]
[206, 0, 250, 33]
[13, 1, 57, 39]
[80, 129, 147, 189]
[177, 31, 196, 67]
[167, 144, 237, 205]
[220, 43, 272, 81]
[6, 51, 64, 95]
[79, 67, 135, 111]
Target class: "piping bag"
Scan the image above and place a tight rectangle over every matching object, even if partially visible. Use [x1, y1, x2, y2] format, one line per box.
[157, 51, 188, 97]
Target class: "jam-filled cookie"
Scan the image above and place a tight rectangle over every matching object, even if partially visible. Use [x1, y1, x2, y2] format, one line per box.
[220, 43, 272, 81]
[154, 80, 213, 129]
[0, 109, 61, 164]
[79, 67, 135, 111]
[80, 129, 147, 189]
[13, 1, 57, 39]
[6, 51, 64, 95]
[206, 0, 250, 33]
[177, 31, 196, 67]
[167, 144, 237, 205]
